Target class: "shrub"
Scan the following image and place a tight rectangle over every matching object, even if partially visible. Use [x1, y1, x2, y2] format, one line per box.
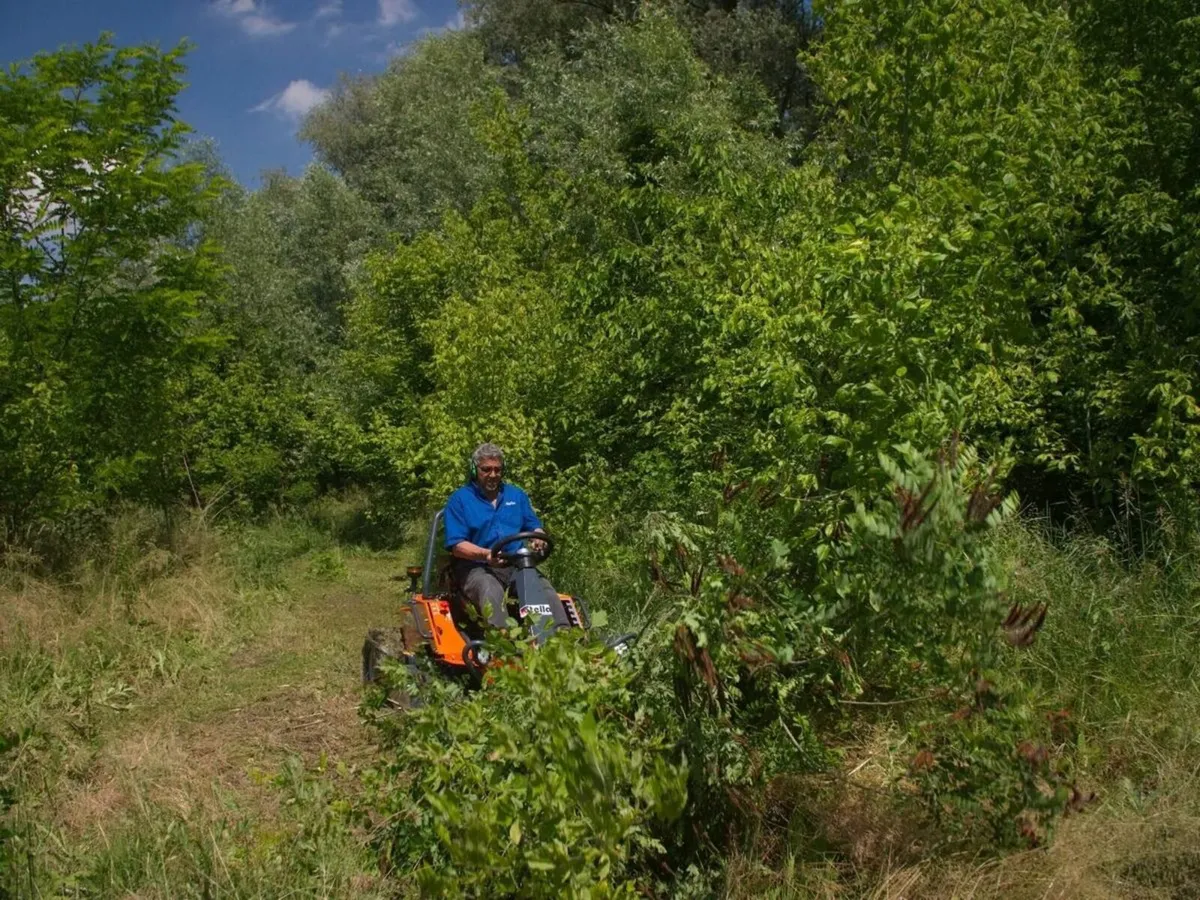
[361, 633, 688, 897]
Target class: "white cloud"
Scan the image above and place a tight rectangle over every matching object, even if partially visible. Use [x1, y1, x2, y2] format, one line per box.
[251, 80, 331, 120]
[315, 0, 342, 17]
[212, 0, 297, 37]
[214, 0, 256, 13]
[243, 14, 298, 35]
[378, 0, 418, 26]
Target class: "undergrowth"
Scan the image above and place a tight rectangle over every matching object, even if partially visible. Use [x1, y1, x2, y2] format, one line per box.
[3, 504, 1199, 898]
[722, 518, 1200, 897]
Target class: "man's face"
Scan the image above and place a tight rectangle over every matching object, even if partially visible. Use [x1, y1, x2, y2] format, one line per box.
[476, 457, 503, 493]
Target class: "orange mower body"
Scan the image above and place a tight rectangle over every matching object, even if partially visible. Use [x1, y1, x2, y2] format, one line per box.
[362, 508, 597, 685]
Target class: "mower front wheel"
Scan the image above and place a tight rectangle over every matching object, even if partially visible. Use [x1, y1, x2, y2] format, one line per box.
[362, 627, 407, 684]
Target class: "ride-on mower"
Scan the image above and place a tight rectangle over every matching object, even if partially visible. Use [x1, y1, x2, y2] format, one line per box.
[362, 509, 632, 687]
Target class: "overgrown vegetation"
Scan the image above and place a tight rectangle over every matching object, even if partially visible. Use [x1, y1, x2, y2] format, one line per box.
[3, 0, 1200, 894]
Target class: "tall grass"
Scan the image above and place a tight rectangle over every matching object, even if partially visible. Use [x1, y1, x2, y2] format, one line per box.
[1005, 520, 1200, 779]
[723, 517, 1200, 897]
[6, 504, 1199, 897]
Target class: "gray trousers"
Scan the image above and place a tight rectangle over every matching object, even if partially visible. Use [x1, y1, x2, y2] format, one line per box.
[456, 562, 571, 635]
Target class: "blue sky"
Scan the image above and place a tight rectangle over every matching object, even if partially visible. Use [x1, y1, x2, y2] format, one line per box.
[0, 0, 463, 187]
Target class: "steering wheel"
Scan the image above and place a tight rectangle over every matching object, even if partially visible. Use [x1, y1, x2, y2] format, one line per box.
[488, 531, 555, 568]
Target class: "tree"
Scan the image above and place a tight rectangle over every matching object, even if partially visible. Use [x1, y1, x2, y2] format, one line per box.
[0, 35, 223, 538]
[182, 165, 383, 512]
[302, 32, 506, 236]
[463, 0, 820, 134]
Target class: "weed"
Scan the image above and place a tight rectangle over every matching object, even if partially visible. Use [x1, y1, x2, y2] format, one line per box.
[309, 549, 349, 581]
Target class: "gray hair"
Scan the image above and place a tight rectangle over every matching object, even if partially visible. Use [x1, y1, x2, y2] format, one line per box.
[472, 442, 505, 469]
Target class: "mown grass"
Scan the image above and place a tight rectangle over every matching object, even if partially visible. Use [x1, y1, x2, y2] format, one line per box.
[0, 503, 402, 898]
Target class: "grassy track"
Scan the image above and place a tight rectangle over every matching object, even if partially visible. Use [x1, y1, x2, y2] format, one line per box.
[1, 516, 410, 897]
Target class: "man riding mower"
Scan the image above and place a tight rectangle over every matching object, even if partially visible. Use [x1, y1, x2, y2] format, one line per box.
[362, 444, 633, 686]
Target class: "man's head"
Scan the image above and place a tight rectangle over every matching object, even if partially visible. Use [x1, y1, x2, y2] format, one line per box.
[471, 442, 505, 494]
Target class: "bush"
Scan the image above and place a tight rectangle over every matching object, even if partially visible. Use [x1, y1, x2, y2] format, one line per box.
[361, 633, 688, 897]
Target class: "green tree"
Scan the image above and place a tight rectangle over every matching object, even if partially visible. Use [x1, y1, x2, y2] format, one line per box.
[0, 35, 223, 540]
[182, 165, 382, 512]
[347, 8, 1103, 860]
[302, 32, 505, 236]
[806, 0, 1200, 517]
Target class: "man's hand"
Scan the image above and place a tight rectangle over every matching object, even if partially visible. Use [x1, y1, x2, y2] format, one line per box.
[451, 540, 500, 566]
[529, 529, 547, 554]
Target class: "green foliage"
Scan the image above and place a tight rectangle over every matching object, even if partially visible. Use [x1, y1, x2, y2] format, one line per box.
[807, 0, 1200, 516]
[357, 442, 1055, 884]
[308, 548, 348, 580]
[0, 35, 225, 538]
[464, 0, 819, 134]
[182, 166, 380, 515]
[363, 634, 688, 897]
[343, 12, 791, 521]
[302, 33, 506, 235]
[644, 442, 1058, 843]
[907, 677, 1074, 849]
[8, 0, 1200, 888]
[337, 7, 1165, 868]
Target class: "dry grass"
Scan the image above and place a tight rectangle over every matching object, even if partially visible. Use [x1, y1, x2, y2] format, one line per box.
[894, 768, 1200, 899]
[723, 725, 931, 899]
[726, 756, 1200, 899]
[1, 512, 402, 897]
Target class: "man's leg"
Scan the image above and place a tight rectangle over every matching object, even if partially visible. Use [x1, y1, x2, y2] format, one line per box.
[509, 568, 573, 641]
[458, 564, 510, 628]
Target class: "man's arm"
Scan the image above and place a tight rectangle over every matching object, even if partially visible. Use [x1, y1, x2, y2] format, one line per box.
[444, 495, 494, 563]
[446, 494, 487, 564]
[450, 540, 496, 564]
[520, 492, 546, 551]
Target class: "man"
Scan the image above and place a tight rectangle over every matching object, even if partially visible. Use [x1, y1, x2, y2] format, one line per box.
[444, 442, 565, 631]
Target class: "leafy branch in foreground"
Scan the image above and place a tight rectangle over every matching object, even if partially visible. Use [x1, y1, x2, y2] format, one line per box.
[361, 634, 687, 897]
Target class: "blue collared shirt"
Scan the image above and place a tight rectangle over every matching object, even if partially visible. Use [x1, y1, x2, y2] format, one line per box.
[443, 481, 543, 556]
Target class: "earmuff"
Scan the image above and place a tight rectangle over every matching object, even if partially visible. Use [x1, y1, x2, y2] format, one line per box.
[468, 455, 504, 482]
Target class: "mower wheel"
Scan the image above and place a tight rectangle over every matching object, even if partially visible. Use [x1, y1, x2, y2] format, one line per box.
[362, 627, 407, 684]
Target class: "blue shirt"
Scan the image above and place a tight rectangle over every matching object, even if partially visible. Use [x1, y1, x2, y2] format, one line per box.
[443, 481, 543, 557]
